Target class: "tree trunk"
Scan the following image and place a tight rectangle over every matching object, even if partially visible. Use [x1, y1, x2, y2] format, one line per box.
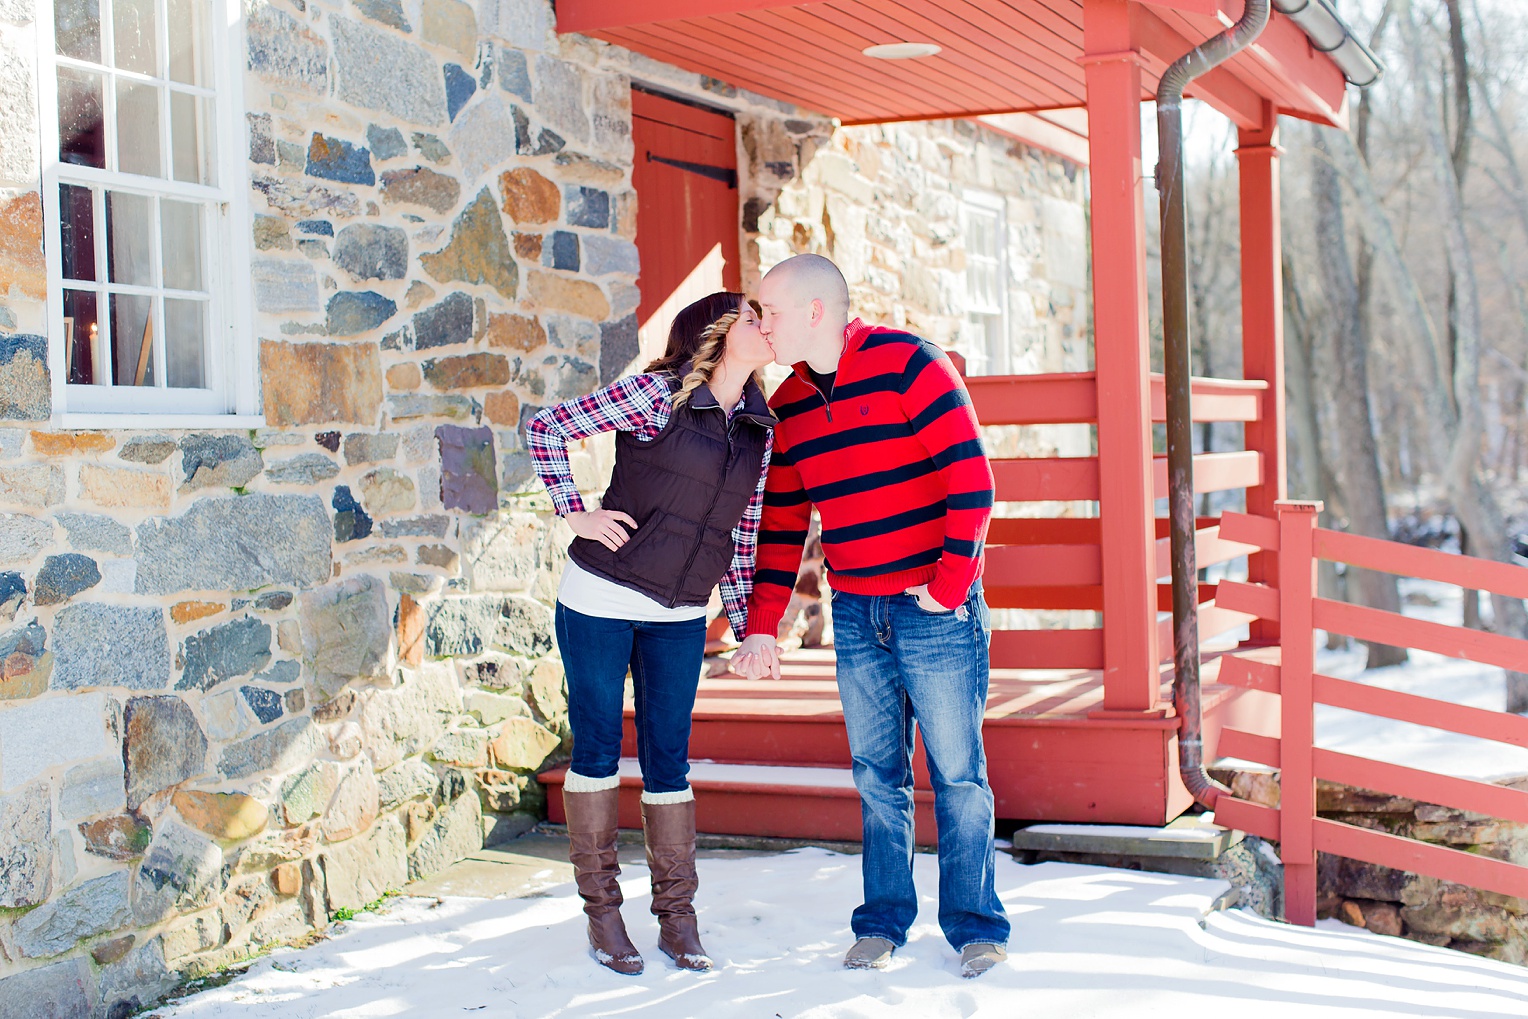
[1312, 128, 1407, 668]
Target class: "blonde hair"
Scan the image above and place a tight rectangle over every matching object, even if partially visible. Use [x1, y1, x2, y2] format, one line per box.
[671, 308, 738, 408]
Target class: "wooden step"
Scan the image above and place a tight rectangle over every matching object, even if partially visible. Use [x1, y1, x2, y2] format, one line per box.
[540, 759, 937, 845]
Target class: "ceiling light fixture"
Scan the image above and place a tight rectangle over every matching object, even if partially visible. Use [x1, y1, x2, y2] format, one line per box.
[861, 42, 941, 59]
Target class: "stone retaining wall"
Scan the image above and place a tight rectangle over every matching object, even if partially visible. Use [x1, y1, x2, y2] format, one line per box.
[0, 0, 1091, 1012]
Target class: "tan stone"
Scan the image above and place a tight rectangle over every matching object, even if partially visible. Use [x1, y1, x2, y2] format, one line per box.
[359, 467, 415, 516]
[173, 790, 270, 841]
[79, 463, 170, 510]
[489, 717, 560, 771]
[171, 601, 225, 625]
[91, 935, 136, 966]
[271, 862, 302, 897]
[386, 362, 422, 391]
[1357, 900, 1403, 937]
[29, 431, 113, 456]
[513, 233, 542, 260]
[421, 0, 476, 60]
[420, 189, 517, 300]
[0, 651, 50, 700]
[1337, 900, 1365, 928]
[399, 594, 424, 667]
[0, 464, 64, 509]
[254, 217, 293, 251]
[526, 272, 609, 319]
[483, 391, 520, 427]
[423, 352, 510, 390]
[403, 800, 436, 844]
[483, 312, 545, 352]
[321, 760, 381, 843]
[404, 280, 436, 310]
[500, 168, 560, 224]
[261, 340, 384, 427]
[0, 192, 46, 300]
[381, 168, 461, 215]
[278, 619, 301, 654]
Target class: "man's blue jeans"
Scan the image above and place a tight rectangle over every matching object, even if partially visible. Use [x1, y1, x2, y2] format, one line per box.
[555, 603, 705, 794]
[830, 582, 1010, 951]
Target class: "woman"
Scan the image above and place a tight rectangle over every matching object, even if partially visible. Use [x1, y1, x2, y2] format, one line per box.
[526, 292, 775, 975]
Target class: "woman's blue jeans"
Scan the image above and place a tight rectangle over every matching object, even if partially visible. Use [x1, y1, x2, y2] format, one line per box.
[555, 603, 706, 794]
[829, 581, 1010, 951]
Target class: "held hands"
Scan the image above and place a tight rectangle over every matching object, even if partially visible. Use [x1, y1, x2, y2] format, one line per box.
[731, 633, 781, 680]
[905, 583, 953, 613]
[565, 509, 639, 552]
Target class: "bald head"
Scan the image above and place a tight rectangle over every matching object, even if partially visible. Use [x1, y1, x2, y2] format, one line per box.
[757, 254, 851, 371]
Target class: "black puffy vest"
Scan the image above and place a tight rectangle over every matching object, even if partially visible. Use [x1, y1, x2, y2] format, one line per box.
[568, 374, 775, 608]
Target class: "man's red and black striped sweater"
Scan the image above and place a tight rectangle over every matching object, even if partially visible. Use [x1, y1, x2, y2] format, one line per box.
[743, 319, 995, 638]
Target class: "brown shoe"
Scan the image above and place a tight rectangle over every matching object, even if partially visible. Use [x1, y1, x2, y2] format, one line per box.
[642, 796, 712, 971]
[563, 786, 643, 975]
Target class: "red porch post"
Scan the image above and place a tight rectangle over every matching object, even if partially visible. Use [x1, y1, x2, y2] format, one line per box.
[1237, 112, 1286, 644]
[1082, 0, 1160, 712]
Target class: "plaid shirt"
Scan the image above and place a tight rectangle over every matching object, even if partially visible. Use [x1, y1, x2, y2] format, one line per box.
[526, 372, 772, 638]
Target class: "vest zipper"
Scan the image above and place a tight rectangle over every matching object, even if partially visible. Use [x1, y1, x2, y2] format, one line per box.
[670, 403, 733, 606]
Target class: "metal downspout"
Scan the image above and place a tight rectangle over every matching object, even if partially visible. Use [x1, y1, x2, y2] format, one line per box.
[1156, 0, 1271, 811]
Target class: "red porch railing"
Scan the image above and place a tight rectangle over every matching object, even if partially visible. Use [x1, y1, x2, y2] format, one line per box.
[965, 369, 1268, 671]
[1210, 502, 1528, 925]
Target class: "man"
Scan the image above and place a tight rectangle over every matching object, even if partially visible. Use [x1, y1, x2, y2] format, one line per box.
[732, 254, 1009, 978]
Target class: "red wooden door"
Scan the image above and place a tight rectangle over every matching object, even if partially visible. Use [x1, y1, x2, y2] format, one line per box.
[631, 88, 741, 364]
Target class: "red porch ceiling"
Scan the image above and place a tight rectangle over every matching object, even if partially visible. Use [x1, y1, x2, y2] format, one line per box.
[558, 0, 1349, 130]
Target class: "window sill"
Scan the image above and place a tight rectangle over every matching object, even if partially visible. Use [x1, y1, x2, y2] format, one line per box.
[54, 413, 269, 430]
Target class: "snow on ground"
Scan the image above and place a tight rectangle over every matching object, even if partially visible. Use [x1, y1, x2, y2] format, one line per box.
[1311, 577, 1528, 780]
[156, 849, 1528, 1019]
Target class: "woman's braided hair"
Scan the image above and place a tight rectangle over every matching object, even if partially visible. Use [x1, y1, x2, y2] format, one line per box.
[644, 291, 762, 408]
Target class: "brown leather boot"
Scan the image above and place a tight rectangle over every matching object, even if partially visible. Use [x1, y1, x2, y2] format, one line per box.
[563, 786, 643, 975]
[642, 796, 712, 971]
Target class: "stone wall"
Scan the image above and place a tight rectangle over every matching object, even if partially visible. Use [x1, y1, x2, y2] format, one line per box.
[0, 0, 1092, 1012]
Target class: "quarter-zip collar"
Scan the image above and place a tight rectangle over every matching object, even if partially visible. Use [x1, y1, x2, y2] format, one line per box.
[789, 318, 872, 389]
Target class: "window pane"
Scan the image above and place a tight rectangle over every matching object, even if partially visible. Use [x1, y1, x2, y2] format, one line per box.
[59, 183, 97, 282]
[112, 0, 158, 75]
[106, 190, 155, 286]
[116, 81, 163, 177]
[57, 67, 105, 168]
[55, 0, 101, 62]
[160, 199, 202, 291]
[164, 298, 206, 388]
[169, 91, 211, 184]
[109, 292, 155, 386]
[63, 290, 103, 385]
[166, 0, 204, 85]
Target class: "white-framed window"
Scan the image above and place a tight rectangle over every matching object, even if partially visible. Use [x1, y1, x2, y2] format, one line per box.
[961, 190, 1009, 376]
[38, 0, 257, 424]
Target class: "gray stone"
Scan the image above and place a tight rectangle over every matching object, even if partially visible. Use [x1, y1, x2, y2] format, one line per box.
[134, 820, 223, 923]
[180, 433, 263, 490]
[413, 290, 475, 349]
[33, 553, 100, 605]
[353, 0, 410, 30]
[59, 757, 126, 822]
[52, 603, 169, 691]
[57, 513, 133, 556]
[0, 618, 46, 691]
[0, 780, 52, 907]
[333, 16, 447, 126]
[119, 435, 176, 464]
[387, 393, 476, 421]
[124, 695, 207, 810]
[544, 356, 599, 402]
[246, 3, 327, 96]
[344, 431, 401, 466]
[135, 493, 332, 595]
[408, 788, 482, 880]
[334, 224, 408, 282]
[0, 691, 111, 792]
[496, 597, 555, 658]
[0, 511, 50, 564]
[483, 0, 552, 49]
[367, 123, 408, 160]
[97, 558, 136, 595]
[447, 92, 518, 182]
[249, 111, 276, 164]
[255, 590, 294, 612]
[0, 334, 49, 421]
[14, 871, 131, 958]
[178, 616, 272, 692]
[256, 658, 301, 684]
[0, 463, 64, 508]
[253, 173, 363, 219]
[0, 428, 18, 458]
[251, 259, 320, 313]
[326, 290, 397, 336]
[533, 55, 590, 143]
[379, 514, 450, 538]
[219, 716, 322, 780]
[378, 759, 439, 809]
[437, 424, 496, 514]
[0, 959, 92, 1019]
[426, 595, 503, 657]
[461, 515, 540, 591]
[299, 575, 391, 699]
[582, 234, 640, 276]
[360, 663, 459, 770]
[322, 813, 407, 914]
[97, 937, 176, 1019]
[495, 45, 531, 100]
[266, 452, 340, 485]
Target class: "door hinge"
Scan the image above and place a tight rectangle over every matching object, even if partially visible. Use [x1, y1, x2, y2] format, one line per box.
[647, 152, 738, 188]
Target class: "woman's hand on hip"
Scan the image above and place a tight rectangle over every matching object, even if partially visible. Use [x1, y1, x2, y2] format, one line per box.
[566, 509, 638, 551]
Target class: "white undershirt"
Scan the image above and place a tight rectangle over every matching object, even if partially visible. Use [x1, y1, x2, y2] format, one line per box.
[557, 559, 708, 622]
